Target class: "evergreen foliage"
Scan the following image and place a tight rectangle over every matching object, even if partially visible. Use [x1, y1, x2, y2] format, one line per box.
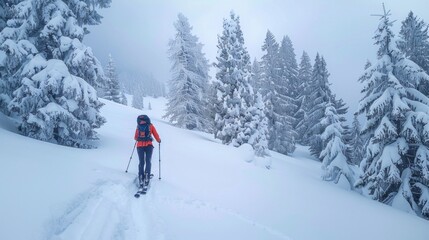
[398, 11, 429, 97]
[356, 6, 429, 218]
[259, 30, 295, 154]
[348, 115, 366, 165]
[306, 54, 334, 158]
[214, 12, 269, 156]
[320, 104, 354, 188]
[164, 13, 211, 131]
[295, 51, 313, 143]
[103, 54, 123, 104]
[0, 0, 109, 148]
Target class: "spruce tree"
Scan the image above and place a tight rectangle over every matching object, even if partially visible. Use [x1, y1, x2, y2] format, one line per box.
[295, 51, 313, 143]
[104, 54, 122, 103]
[356, 6, 429, 218]
[320, 104, 354, 187]
[259, 30, 278, 150]
[132, 89, 143, 110]
[279, 36, 299, 99]
[259, 30, 295, 154]
[305, 54, 333, 158]
[164, 13, 211, 131]
[214, 11, 264, 152]
[0, 0, 109, 148]
[398, 11, 429, 97]
[398, 11, 429, 74]
[278, 35, 299, 148]
[250, 58, 263, 93]
[348, 115, 366, 165]
[247, 92, 270, 157]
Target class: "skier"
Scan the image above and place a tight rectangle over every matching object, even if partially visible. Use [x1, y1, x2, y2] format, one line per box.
[134, 115, 161, 188]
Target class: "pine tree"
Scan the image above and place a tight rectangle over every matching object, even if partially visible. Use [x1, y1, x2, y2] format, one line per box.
[164, 13, 211, 131]
[120, 92, 127, 106]
[250, 58, 263, 93]
[214, 11, 264, 152]
[320, 104, 354, 188]
[277, 35, 299, 149]
[0, 2, 6, 30]
[348, 115, 366, 165]
[132, 89, 143, 110]
[247, 92, 270, 157]
[305, 54, 333, 158]
[104, 54, 122, 103]
[295, 51, 313, 143]
[0, 0, 109, 148]
[279, 36, 299, 98]
[356, 6, 429, 218]
[398, 11, 429, 74]
[0, 1, 9, 112]
[259, 30, 295, 154]
[398, 11, 429, 97]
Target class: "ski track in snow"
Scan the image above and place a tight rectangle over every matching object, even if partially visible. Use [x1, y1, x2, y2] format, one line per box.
[152, 190, 291, 240]
[44, 176, 291, 240]
[46, 179, 138, 240]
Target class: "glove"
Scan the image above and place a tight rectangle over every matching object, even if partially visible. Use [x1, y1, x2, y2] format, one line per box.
[158, 139, 161, 143]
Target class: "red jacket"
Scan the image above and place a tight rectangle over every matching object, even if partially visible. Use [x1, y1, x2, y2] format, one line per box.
[134, 124, 161, 147]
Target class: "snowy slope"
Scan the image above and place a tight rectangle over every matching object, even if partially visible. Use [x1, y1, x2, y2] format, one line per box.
[0, 97, 428, 240]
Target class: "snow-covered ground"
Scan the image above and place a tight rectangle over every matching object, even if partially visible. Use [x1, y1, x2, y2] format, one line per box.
[0, 97, 428, 240]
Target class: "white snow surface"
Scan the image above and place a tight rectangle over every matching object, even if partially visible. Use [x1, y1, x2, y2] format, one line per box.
[0, 97, 428, 240]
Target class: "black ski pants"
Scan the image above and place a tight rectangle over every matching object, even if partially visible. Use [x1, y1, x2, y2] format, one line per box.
[137, 145, 154, 180]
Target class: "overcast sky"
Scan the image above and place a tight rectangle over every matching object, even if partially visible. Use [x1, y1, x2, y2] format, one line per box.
[84, 0, 429, 118]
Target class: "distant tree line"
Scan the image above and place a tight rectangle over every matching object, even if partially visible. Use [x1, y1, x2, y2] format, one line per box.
[121, 72, 166, 110]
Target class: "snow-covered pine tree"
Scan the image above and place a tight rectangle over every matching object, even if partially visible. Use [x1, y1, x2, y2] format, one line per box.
[348, 114, 366, 165]
[42, 0, 108, 91]
[132, 88, 143, 110]
[320, 104, 354, 188]
[9, 58, 105, 148]
[259, 30, 295, 154]
[164, 13, 211, 131]
[214, 11, 263, 151]
[104, 54, 122, 103]
[250, 58, 263, 93]
[295, 51, 313, 144]
[279, 36, 299, 99]
[0, 1, 9, 112]
[305, 54, 333, 158]
[277, 35, 299, 149]
[120, 91, 127, 106]
[398, 11, 429, 74]
[0, 0, 108, 148]
[0, 1, 6, 30]
[259, 30, 279, 150]
[398, 11, 429, 97]
[247, 92, 270, 157]
[260, 30, 279, 98]
[356, 6, 429, 218]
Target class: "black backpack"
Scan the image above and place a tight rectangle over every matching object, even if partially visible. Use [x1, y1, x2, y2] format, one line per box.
[136, 115, 153, 141]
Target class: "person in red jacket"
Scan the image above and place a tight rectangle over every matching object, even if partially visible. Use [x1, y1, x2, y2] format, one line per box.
[134, 115, 161, 186]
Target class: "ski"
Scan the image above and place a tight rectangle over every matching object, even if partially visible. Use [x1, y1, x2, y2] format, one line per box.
[134, 174, 153, 197]
[141, 180, 151, 194]
[134, 185, 144, 198]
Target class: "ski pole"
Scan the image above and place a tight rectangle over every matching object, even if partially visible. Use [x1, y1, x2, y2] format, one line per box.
[159, 142, 161, 180]
[125, 141, 137, 173]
